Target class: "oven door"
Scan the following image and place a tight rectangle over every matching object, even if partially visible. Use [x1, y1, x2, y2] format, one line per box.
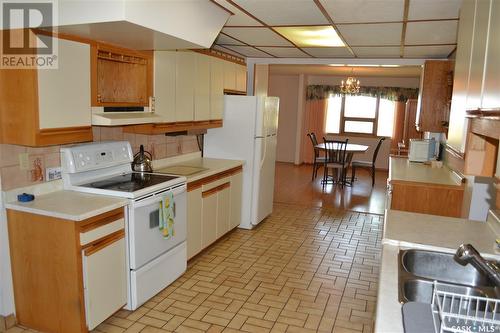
[128, 184, 187, 270]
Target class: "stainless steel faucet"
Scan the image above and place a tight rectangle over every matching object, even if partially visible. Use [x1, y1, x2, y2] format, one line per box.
[455, 244, 500, 287]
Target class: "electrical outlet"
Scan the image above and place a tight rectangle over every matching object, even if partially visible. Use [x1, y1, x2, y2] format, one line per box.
[19, 153, 29, 170]
[45, 167, 62, 181]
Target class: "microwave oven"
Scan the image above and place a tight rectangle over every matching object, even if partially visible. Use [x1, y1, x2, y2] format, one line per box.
[409, 139, 436, 162]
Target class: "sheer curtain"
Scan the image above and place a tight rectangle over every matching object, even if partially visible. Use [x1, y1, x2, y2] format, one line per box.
[301, 98, 328, 164]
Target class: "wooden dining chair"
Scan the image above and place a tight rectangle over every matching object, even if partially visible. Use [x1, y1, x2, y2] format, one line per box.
[307, 132, 326, 180]
[322, 138, 349, 187]
[351, 137, 385, 186]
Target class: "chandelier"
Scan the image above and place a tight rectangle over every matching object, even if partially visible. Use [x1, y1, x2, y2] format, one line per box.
[340, 70, 360, 94]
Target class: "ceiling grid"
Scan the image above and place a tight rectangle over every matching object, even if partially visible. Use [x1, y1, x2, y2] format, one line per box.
[211, 0, 461, 59]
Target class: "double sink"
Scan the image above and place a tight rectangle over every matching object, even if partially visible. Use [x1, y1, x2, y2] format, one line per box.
[398, 249, 500, 304]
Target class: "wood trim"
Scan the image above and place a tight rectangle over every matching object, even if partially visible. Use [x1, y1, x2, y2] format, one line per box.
[470, 118, 500, 138]
[202, 182, 230, 198]
[123, 120, 223, 135]
[194, 49, 246, 65]
[83, 229, 125, 256]
[187, 166, 243, 192]
[390, 179, 465, 190]
[224, 89, 247, 95]
[78, 208, 124, 232]
[400, 0, 410, 58]
[35, 126, 93, 146]
[79, 209, 124, 233]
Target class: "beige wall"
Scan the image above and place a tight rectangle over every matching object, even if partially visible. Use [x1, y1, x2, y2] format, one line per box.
[269, 74, 300, 163]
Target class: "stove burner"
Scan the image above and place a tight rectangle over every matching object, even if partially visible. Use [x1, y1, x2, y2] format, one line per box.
[81, 172, 179, 193]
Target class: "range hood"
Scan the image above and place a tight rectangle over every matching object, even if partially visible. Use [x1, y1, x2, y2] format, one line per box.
[37, 0, 231, 50]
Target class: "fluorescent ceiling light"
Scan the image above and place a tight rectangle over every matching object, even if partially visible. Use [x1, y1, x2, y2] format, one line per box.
[274, 26, 345, 47]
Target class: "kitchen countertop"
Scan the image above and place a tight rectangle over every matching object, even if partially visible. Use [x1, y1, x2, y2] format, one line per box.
[389, 156, 464, 186]
[375, 209, 500, 333]
[5, 191, 128, 221]
[155, 156, 244, 183]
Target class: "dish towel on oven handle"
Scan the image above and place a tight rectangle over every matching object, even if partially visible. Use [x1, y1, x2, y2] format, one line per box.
[159, 192, 175, 239]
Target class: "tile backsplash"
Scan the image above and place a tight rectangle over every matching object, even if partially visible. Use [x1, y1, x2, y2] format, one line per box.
[0, 127, 200, 190]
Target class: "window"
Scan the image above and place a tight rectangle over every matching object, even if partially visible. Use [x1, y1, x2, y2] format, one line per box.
[325, 94, 395, 137]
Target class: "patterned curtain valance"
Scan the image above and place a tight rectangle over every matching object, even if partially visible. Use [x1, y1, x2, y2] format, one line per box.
[306, 84, 419, 102]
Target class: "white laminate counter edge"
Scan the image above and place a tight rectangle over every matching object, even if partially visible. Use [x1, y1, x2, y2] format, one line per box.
[4, 200, 127, 222]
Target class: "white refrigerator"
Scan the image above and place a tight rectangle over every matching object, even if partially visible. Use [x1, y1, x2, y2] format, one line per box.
[204, 95, 279, 229]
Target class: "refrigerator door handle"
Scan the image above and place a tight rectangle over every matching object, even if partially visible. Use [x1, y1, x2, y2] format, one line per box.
[260, 135, 267, 169]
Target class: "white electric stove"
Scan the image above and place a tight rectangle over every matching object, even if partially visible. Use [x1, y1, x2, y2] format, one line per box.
[61, 141, 188, 310]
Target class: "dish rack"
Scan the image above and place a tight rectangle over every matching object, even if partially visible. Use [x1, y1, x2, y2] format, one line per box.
[431, 281, 500, 333]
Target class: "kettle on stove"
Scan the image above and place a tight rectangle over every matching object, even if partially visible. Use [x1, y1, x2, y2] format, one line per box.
[132, 145, 153, 172]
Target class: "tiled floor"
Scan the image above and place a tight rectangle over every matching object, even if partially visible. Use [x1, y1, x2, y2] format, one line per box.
[10, 203, 382, 333]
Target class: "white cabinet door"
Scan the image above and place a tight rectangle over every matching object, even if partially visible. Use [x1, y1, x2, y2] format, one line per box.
[447, 0, 476, 153]
[210, 57, 224, 120]
[481, 0, 500, 109]
[230, 172, 243, 229]
[216, 185, 230, 238]
[37, 38, 91, 129]
[223, 61, 237, 91]
[236, 65, 247, 93]
[195, 54, 211, 121]
[187, 188, 202, 259]
[466, 0, 491, 110]
[83, 235, 127, 330]
[154, 51, 177, 122]
[175, 52, 195, 122]
[201, 191, 217, 248]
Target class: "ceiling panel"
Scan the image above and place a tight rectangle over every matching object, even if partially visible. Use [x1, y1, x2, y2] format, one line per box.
[213, 0, 263, 26]
[405, 21, 458, 45]
[408, 0, 462, 20]
[301, 47, 353, 58]
[222, 27, 293, 46]
[404, 45, 456, 58]
[215, 34, 244, 45]
[320, 0, 405, 23]
[338, 23, 403, 46]
[257, 47, 310, 58]
[231, 0, 328, 25]
[352, 46, 401, 58]
[222, 45, 274, 57]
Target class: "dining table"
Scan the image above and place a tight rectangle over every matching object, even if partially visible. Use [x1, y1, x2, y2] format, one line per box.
[315, 142, 370, 185]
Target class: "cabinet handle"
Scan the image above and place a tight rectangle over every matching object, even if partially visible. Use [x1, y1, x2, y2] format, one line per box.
[84, 229, 124, 256]
[97, 94, 102, 103]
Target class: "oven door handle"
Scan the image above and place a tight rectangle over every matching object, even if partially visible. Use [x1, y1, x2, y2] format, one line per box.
[132, 185, 186, 209]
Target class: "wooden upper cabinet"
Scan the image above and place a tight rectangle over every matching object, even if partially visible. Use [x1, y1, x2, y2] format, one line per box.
[194, 53, 211, 121]
[223, 61, 237, 91]
[154, 51, 176, 123]
[210, 57, 225, 120]
[481, 0, 500, 110]
[91, 44, 153, 107]
[0, 35, 92, 146]
[448, 0, 476, 153]
[175, 51, 196, 122]
[416, 60, 454, 133]
[467, 0, 491, 110]
[236, 64, 247, 93]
